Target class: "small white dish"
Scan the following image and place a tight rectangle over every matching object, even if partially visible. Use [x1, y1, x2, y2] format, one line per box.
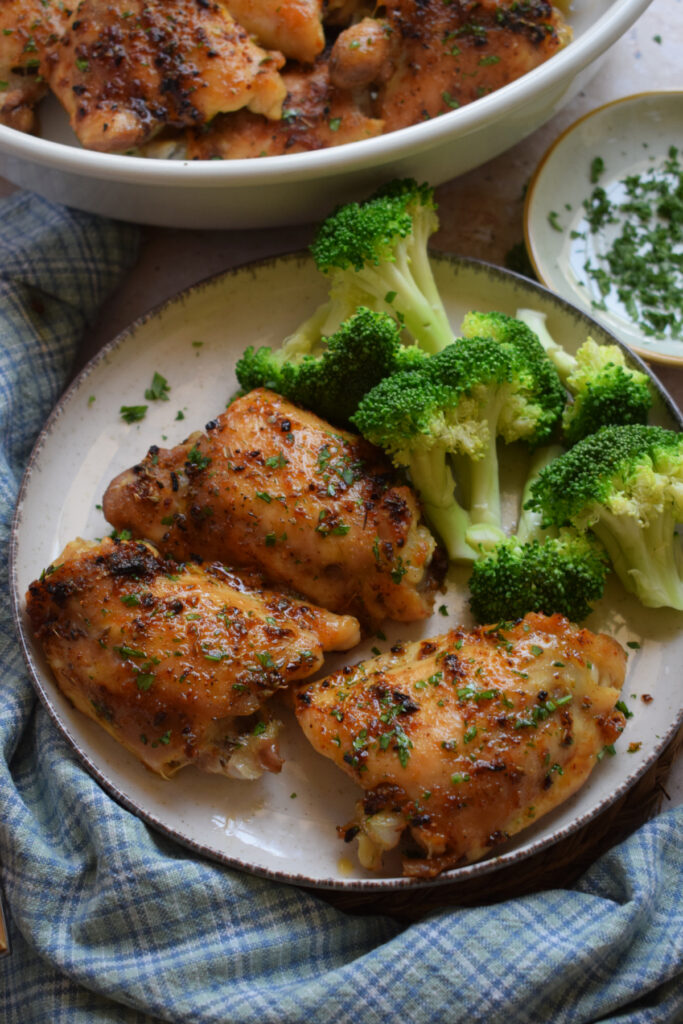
[525, 91, 683, 366]
[10, 252, 683, 890]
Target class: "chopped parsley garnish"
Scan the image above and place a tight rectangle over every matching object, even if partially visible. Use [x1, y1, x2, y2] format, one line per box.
[120, 404, 147, 423]
[144, 371, 170, 402]
[590, 156, 605, 184]
[547, 210, 563, 232]
[579, 146, 683, 339]
[186, 444, 211, 470]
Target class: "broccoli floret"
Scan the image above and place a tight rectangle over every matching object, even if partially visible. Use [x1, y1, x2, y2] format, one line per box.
[468, 530, 609, 624]
[350, 367, 476, 562]
[235, 307, 409, 427]
[351, 329, 564, 560]
[513, 308, 576, 380]
[525, 424, 683, 609]
[468, 444, 609, 623]
[310, 179, 454, 355]
[516, 308, 653, 443]
[443, 316, 565, 549]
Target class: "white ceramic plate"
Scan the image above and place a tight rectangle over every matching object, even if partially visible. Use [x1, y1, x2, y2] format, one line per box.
[11, 252, 683, 891]
[0, 0, 653, 228]
[524, 91, 683, 366]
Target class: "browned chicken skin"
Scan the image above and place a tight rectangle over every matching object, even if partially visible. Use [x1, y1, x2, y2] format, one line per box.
[0, 0, 68, 131]
[26, 537, 360, 779]
[329, 17, 393, 91]
[295, 613, 626, 877]
[182, 57, 383, 159]
[375, 0, 571, 131]
[221, 0, 324, 64]
[103, 389, 444, 626]
[45, 0, 286, 152]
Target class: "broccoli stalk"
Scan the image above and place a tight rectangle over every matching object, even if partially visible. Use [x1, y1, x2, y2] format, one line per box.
[513, 308, 576, 380]
[525, 424, 683, 610]
[408, 448, 474, 563]
[235, 307, 420, 428]
[515, 308, 653, 444]
[451, 313, 566, 551]
[310, 179, 454, 354]
[515, 444, 566, 543]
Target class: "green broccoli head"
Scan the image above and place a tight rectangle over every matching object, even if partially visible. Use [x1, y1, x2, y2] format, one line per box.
[525, 424, 683, 609]
[278, 307, 405, 427]
[459, 311, 565, 445]
[236, 308, 411, 428]
[351, 367, 478, 562]
[235, 344, 288, 394]
[468, 530, 609, 624]
[350, 366, 448, 461]
[310, 179, 453, 354]
[423, 330, 564, 542]
[562, 338, 653, 445]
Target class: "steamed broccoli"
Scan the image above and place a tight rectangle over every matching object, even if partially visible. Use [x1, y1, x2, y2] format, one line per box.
[235, 307, 423, 428]
[351, 327, 565, 560]
[450, 313, 565, 549]
[468, 531, 609, 624]
[516, 308, 653, 444]
[468, 446, 609, 624]
[310, 179, 454, 354]
[525, 424, 683, 610]
[350, 367, 475, 561]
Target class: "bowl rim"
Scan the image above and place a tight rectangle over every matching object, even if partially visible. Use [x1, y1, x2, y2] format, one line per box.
[0, 0, 654, 186]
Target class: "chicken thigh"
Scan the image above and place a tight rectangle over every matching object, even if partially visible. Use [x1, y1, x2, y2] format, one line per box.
[0, 0, 68, 131]
[221, 0, 324, 64]
[26, 537, 360, 779]
[45, 0, 286, 152]
[295, 613, 627, 877]
[103, 388, 444, 626]
[373, 0, 571, 132]
[177, 58, 383, 160]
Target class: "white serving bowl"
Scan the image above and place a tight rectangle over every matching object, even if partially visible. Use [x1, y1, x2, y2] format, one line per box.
[0, 0, 652, 229]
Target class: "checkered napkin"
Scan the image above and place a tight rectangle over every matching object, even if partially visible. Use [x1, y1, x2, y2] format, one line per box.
[1, 191, 681, 1024]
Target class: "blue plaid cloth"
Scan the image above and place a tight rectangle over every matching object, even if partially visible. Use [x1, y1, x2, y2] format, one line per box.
[1, 191, 682, 1024]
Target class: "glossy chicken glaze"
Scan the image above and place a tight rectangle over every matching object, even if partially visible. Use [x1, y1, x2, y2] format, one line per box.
[26, 537, 360, 779]
[295, 613, 627, 877]
[103, 388, 444, 626]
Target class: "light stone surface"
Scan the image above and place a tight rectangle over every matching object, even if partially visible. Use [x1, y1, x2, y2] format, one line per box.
[2, 0, 681, 809]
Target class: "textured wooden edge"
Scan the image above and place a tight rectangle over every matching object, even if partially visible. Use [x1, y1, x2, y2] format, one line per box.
[314, 726, 683, 921]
